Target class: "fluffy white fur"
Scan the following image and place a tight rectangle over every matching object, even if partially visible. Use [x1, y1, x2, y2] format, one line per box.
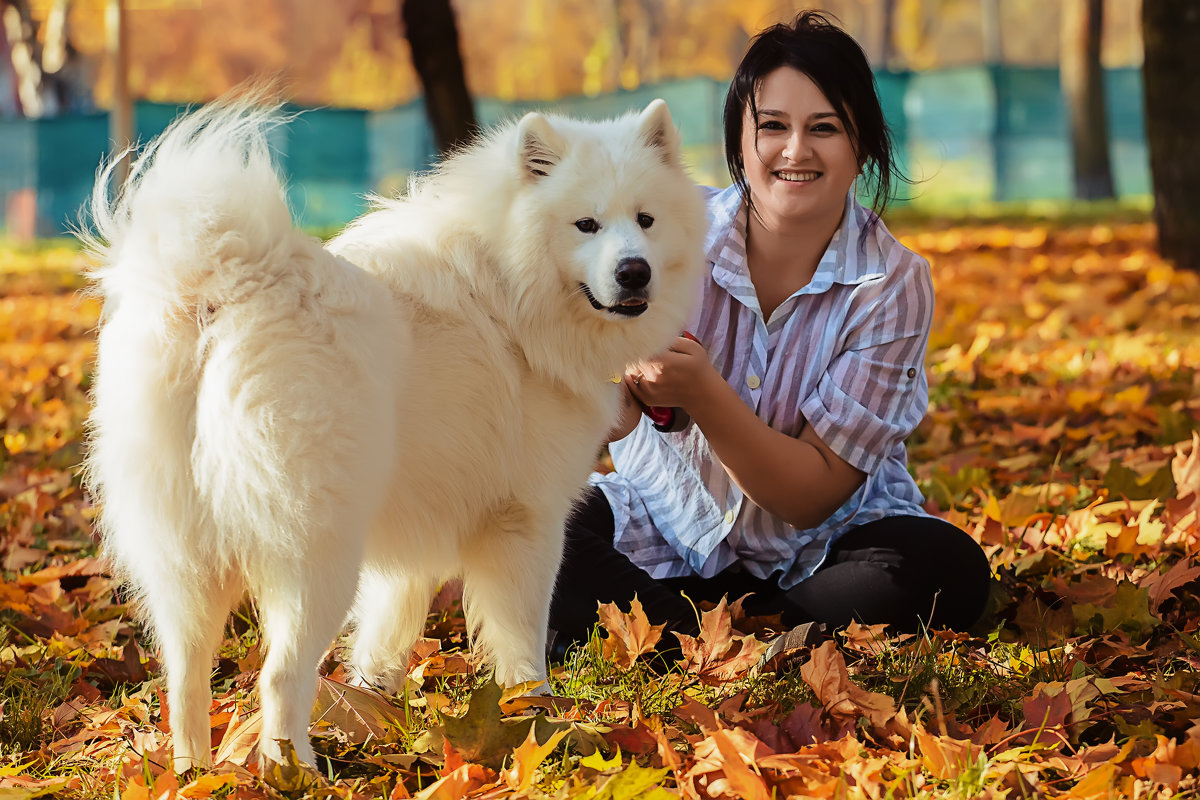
[83, 96, 706, 771]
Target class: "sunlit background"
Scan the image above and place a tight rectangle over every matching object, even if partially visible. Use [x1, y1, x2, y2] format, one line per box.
[0, 1, 1151, 234]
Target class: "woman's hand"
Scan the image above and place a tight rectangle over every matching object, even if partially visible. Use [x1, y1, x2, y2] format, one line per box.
[627, 334, 866, 530]
[627, 335, 716, 411]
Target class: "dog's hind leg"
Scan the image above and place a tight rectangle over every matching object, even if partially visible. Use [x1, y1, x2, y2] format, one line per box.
[252, 553, 359, 767]
[461, 503, 564, 689]
[142, 566, 243, 772]
[349, 568, 438, 695]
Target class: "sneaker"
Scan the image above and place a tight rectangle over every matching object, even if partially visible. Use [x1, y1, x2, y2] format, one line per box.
[752, 621, 827, 676]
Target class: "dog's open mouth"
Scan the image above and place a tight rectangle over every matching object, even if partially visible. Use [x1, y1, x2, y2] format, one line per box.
[579, 283, 648, 317]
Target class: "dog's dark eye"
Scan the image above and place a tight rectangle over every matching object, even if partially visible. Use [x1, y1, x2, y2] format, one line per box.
[575, 218, 600, 234]
[637, 213, 654, 230]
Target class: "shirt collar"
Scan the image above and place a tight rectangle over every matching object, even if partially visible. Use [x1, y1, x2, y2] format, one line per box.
[703, 184, 744, 269]
[704, 186, 888, 290]
[825, 192, 888, 286]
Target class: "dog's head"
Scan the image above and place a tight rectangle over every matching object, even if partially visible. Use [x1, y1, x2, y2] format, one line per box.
[504, 100, 707, 343]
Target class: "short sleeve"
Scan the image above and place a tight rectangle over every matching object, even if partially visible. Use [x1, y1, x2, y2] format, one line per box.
[800, 340, 928, 474]
[799, 253, 934, 474]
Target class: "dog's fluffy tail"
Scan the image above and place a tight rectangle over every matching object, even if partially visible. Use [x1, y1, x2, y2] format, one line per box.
[81, 94, 296, 311]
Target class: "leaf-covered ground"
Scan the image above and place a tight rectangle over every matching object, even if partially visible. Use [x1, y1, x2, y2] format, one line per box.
[2, 217, 1199, 799]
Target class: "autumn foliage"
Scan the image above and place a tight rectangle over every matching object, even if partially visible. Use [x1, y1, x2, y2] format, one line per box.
[2, 217, 1199, 798]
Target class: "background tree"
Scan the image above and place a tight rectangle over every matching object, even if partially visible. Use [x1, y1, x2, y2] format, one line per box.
[1061, 0, 1114, 200]
[1142, 0, 1200, 272]
[1, 0, 80, 117]
[402, 0, 477, 155]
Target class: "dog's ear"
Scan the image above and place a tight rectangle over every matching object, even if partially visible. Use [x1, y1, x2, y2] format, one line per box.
[637, 99, 682, 167]
[516, 112, 565, 181]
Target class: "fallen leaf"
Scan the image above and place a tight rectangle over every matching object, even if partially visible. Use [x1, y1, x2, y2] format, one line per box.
[1139, 557, 1200, 613]
[596, 595, 665, 669]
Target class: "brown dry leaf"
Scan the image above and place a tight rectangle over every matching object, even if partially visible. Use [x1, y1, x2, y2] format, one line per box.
[780, 702, 839, 747]
[1139, 556, 1200, 613]
[596, 595, 664, 669]
[674, 597, 767, 684]
[969, 714, 1012, 747]
[1020, 678, 1108, 746]
[838, 621, 892, 655]
[212, 703, 262, 766]
[311, 676, 405, 744]
[800, 641, 900, 738]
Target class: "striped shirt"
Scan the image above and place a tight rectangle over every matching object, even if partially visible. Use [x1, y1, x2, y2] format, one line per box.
[590, 184, 934, 590]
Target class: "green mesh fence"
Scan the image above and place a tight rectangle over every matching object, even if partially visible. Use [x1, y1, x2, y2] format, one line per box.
[0, 67, 1149, 238]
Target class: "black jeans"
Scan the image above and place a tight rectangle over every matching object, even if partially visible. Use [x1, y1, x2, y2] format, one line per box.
[549, 487, 992, 643]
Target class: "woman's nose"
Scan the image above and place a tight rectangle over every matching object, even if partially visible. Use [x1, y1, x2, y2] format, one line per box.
[782, 131, 810, 162]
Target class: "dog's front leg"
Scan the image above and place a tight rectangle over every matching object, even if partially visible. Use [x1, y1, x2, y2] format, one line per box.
[460, 503, 565, 689]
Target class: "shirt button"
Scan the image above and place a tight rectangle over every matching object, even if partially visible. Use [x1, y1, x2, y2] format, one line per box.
[746, 375, 761, 389]
[723, 509, 735, 524]
[907, 367, 917, 379]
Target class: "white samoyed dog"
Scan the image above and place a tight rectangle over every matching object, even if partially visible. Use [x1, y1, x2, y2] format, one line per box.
[82, 96, 707, 771]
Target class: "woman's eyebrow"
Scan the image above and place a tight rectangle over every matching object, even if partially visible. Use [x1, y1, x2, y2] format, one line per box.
[754, 108, 840, 121]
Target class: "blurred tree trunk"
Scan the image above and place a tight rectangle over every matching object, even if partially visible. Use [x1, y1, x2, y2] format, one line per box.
[981, 0, 1003, 63]
[2, 0, 45, 116]
[879, 0, 897, 69]
[1061, 0, 1114, 200]
[2, 0, 84, 117]
[1142, 0, 1200, 272]
[402, 0, 477, 156]
[108, 0, 132, 184]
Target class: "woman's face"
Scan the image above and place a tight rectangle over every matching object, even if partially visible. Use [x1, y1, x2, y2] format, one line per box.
[740, 66, 860, 229]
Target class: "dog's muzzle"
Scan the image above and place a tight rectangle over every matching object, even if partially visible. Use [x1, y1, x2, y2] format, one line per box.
[580, 257, 651, 317]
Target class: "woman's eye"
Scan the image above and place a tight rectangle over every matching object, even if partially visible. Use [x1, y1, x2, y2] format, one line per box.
[575, 218, 600, 233]
[758, 120, 786, 131]
[637, 213, 654, 230]
[812, 123, 840, 134]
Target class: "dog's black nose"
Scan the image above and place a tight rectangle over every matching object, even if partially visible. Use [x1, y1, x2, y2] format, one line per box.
[615, 258, 651, 290]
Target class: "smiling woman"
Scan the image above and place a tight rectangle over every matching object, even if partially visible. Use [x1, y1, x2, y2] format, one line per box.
[549, 11, 993, 659]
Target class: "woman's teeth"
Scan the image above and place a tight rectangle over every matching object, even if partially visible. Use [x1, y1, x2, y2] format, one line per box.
[777, 171, 820, 182]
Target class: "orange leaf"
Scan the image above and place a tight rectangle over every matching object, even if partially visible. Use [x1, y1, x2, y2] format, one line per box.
[1103, 522, 1159, 559]
[1065, 762, 1121, 799]
[413, 762, 497, 800]
[178, 772, 238, 798]
[596, 595, 664, 669]
[709, 729, 772, 800]
[503, 723, 568, 792]
[914, 724, 980, 781]
[685, 728, 774, 800]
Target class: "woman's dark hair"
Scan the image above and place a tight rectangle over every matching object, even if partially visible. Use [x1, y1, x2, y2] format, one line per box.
[723, 11, 908, 219]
